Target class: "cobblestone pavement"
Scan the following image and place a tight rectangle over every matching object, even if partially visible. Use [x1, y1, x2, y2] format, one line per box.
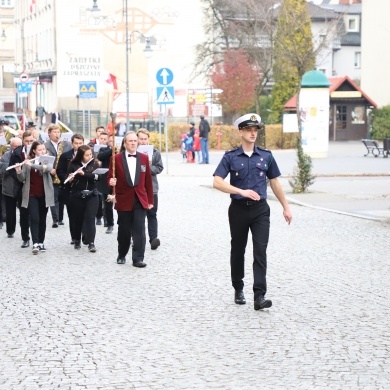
[1, 155, 390, 389]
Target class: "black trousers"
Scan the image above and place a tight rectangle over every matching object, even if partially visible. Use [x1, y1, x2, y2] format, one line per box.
[50, 184, 64, 223]
[117, 197, 146, 262]
[4, 194, 30, 241]
[0, 185, 4, 222]
[146, 193, 158, 241]
[96, 192, 103, 220]
[103, 194, 114, 226]
[28, 196, 48, 244]
[69, 194, 99, 244]
[228, 200, 270, 299]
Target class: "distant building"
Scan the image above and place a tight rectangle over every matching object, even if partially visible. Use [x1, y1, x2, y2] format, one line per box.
[361, 0, 390, 107]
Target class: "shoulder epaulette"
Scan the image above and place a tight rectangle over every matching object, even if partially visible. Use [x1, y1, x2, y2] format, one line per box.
[255, 145, 271, 153]
[224, 147, 239, 154]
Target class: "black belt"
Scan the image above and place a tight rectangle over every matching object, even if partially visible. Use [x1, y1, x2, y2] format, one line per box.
[231, 198, 266, 206]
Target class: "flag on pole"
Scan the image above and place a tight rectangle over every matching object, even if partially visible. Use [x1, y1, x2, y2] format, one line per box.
[105, 72, 118, 90]
[30, 0, 36, 13]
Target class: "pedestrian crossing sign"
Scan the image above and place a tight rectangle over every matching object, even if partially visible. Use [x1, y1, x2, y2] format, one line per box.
[156, 86, 174, 105]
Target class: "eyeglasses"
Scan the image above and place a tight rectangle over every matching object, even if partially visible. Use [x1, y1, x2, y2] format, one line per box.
[24, 139, 34, 143]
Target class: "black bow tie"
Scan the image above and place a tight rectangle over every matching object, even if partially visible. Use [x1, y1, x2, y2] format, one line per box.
[128, 154, 136, 158]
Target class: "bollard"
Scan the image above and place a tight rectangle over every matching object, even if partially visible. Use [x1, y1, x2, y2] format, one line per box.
[216, 131, 222, 150]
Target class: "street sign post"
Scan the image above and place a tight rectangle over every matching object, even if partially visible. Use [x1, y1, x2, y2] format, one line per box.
[156, 68, 174, 85]
[19, 72, 29, 83]
[79, 81, 97, 98]
[155, 68, 174, 174]
[17, 82, 32, 93]
[79, 81, 97, 140]
[156, 86, 175, 105]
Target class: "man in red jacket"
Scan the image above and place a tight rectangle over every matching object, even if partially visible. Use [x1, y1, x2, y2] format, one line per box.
[107, 131, 154, 267]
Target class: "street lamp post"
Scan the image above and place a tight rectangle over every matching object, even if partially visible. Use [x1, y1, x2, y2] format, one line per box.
[125, 0, 152, 131]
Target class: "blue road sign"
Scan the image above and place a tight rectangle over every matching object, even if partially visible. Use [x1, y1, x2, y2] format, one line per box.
[17, 82, 32, 93]
[79, 81, 97, 98]
[156, 86, 175, 105]
[156, 68, 174, 86]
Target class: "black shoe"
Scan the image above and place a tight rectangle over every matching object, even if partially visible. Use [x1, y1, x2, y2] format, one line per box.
[21, 240, 30, 248]
[70, 239, 75, 245]
[82, 235, 88, 245]
[32, 244, 39, 254]
[7, 234, 14, 238]
[150, 238, 160, 250]
[74, 240, 81, 250]
[117, 256, 126, 264]
[38, 244, 46, 252]
[96, 219, 102, 225]
[133, 261, 147, 268]
[52, 222, 58, 228]
[106, 226, 113, 234]
[88, 243, 96, 252]
[103, 222, 108, 228]
[58, 221, 64, 226]
[234, 290, 246, 305]
[254, 296, 272, 311]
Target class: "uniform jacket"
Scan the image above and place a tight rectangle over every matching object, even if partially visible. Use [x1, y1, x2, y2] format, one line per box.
[97, 146, 113, 195]
[16, 162, 55, 208]
[56, 148, 75, 184]
[107, 151, 153, 211]
[150, 148, 163, 194]
[44, 140, 72, 162]
[2, 145, 25, 198]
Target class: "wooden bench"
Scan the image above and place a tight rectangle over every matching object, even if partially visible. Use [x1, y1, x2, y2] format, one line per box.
[362, 139, 385, 157]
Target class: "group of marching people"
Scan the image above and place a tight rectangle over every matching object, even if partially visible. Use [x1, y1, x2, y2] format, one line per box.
[0, 123, 163, 265]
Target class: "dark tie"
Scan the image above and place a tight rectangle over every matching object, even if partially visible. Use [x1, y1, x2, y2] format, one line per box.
[128, 154, 136, 158]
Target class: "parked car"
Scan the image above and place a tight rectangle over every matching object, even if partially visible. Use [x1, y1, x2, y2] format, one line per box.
[0, 112, 22, 130]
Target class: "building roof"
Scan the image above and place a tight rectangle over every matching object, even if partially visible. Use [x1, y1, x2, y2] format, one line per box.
[321, 4, 362, 15]
[301, 70, 331, 87]
[284, 76, 377, 110]
[306, 2, 339, 20]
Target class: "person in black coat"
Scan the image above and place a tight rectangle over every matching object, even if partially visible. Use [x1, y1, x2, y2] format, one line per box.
[96, 132, 115, 234]
[3, 131, 34, 247]
[67, 145, 101, 252]
[56, 133, 84, 244]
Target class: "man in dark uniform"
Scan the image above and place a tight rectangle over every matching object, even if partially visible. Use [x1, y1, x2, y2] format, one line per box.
[213, 113, 292, 311]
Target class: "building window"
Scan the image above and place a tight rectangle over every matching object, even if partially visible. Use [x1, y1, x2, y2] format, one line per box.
[354, 52, 361, 68]
[347, 17, 358, 32]
[0, 0, 12, 7]
[351, 106, 365, 124]
[336, 105, 347, 130]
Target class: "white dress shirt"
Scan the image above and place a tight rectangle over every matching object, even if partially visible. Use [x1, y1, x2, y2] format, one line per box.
[126, 152, 137, 184]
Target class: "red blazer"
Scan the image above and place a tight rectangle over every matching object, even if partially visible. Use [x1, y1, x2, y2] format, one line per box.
[107, 151, 154, 211]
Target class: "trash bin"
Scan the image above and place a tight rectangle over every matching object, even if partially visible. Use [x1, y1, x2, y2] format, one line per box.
[383, 138, 390, 157]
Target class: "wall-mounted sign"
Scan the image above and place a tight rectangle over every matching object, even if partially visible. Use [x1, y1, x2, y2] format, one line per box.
[330, 91, 362, 98]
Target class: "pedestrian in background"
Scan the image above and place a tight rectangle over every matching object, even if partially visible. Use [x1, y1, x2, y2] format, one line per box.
[213, 113, 292, 311]
[193, 128, 201, 163]
[35, 103, 46, 129]
[199, 115, 210, 164]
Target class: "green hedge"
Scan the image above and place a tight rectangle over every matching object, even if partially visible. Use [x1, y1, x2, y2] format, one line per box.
[148, 124, 297, 151]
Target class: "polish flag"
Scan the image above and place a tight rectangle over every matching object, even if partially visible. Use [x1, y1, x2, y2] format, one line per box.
[105, 72, 118, 90]
[30, 0, 36, 13]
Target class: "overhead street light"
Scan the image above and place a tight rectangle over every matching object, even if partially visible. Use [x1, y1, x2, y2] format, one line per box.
[125, 0, 153, 131]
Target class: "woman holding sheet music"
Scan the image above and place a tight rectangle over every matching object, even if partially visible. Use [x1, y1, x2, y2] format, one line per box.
[15, 141, 54, 254]
[67, 145, 101, 252]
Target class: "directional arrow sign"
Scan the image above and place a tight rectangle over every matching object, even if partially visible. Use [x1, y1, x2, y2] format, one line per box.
[156, 86, 174, 105]
[156, 68, 173, 86]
